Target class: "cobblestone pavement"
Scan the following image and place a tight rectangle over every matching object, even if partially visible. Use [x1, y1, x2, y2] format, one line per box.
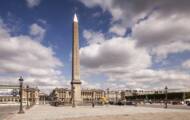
[7, 105, 190, 120]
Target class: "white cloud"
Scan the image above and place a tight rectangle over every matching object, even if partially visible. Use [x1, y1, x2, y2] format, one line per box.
[26, 0, 42, 8]
[109, 24, 126, 36]
[29, 23, 46, 42]
[79, 0, 190, 26]
[83, 30, 105, 45]
[80, 0, 190, 60]
[80, 30, 190, 89]
[106, 69, 190, 90]
[92, 12, 101, 17]
[79, 0, 112, 9]
[0, 18, 64, 91]
[182, 60, 190, 69]
[37, 19, 47, 25]
[80, 31, 153, 89]
[81, 80, 101, 89]
[133, 12, 190, 60]
[80, 37, 151, 70]
[79, 0, 122, 21]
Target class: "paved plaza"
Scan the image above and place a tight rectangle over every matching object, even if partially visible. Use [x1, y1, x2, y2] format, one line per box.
[4, 105, 190, 120]
[0, 105, 18, 120]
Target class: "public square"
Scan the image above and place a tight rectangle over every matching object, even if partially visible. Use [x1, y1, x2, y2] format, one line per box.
[1, 105, 189, 120]
[1, 0, 190, 120]
[0, 105, 18, 120]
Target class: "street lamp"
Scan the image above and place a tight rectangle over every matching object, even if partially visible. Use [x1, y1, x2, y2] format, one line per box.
[107, 88, 109, 103]
[116, 91, 118, 104]
[164, 86, 168, 109]
[92, 91, 95, 108]
[72, 86, 76, 107]
[26, 85, 29, 109]
[18, 76, 24, 114]
[32, 90, 35, 106]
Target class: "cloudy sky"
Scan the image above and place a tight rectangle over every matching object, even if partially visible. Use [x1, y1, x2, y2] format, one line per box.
[0, 0, 190, 92]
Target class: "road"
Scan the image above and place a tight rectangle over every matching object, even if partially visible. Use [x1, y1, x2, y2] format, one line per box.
[0, 105, 19, 120]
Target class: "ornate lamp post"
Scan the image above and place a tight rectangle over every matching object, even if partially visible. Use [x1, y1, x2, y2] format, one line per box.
[107, 88, 110, 103]
[116, 91, 118, 104]
[18, 76, 24, 114]
[26, 85, 29, 109]
[30, 91, 32, 107]
[32, 90, 35, 106]
[72, 86, 76, 107]
[164, 86, 168, 109]
[92, 91, 95, 108]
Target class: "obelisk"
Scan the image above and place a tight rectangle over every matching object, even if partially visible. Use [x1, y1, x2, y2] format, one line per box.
[71, 13, 82, 106]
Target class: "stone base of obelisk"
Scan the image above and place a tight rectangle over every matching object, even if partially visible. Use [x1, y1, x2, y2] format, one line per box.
[71, 81, 83, 106]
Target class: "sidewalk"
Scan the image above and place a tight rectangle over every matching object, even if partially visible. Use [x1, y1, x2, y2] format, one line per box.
[7, 105, 190, 120]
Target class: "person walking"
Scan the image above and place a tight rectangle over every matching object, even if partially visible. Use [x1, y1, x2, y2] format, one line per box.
[92, 101, 95, 108]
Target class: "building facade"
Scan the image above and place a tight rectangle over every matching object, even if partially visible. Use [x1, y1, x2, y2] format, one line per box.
[120, 89, 164, 100]
[50, 88, 122, 105]
[120, 89, 190, 102]
[106, 90, 121, 103]
[0, 86, 40, 105]
[50, 88, 108, 104]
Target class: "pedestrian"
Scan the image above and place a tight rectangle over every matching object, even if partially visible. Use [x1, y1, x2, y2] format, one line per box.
[92, 102, 95, 108]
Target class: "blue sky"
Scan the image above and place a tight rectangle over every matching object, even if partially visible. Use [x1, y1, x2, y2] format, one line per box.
[0, 0, 110, 79]
[0, 0, 190, 92]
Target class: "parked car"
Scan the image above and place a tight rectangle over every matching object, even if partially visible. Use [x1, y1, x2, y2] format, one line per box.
[118, 100, 125, 105]
[117, 100, 136, 106]
[171, 101, 182, 105]
[184, 99, 190, 105]
[126, 101, 136, 105]
[187, 102, 190, 106]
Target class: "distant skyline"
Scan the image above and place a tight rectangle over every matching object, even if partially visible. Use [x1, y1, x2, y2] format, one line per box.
[0, 0, 190, 93]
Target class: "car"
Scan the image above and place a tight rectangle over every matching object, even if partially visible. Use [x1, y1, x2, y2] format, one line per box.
[118, 101, 125, 105]
[171, 101, 181, 105]
[187, 102, 190, 106]
[126, 101, 133, 105]
[184, 99, 190, 105]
